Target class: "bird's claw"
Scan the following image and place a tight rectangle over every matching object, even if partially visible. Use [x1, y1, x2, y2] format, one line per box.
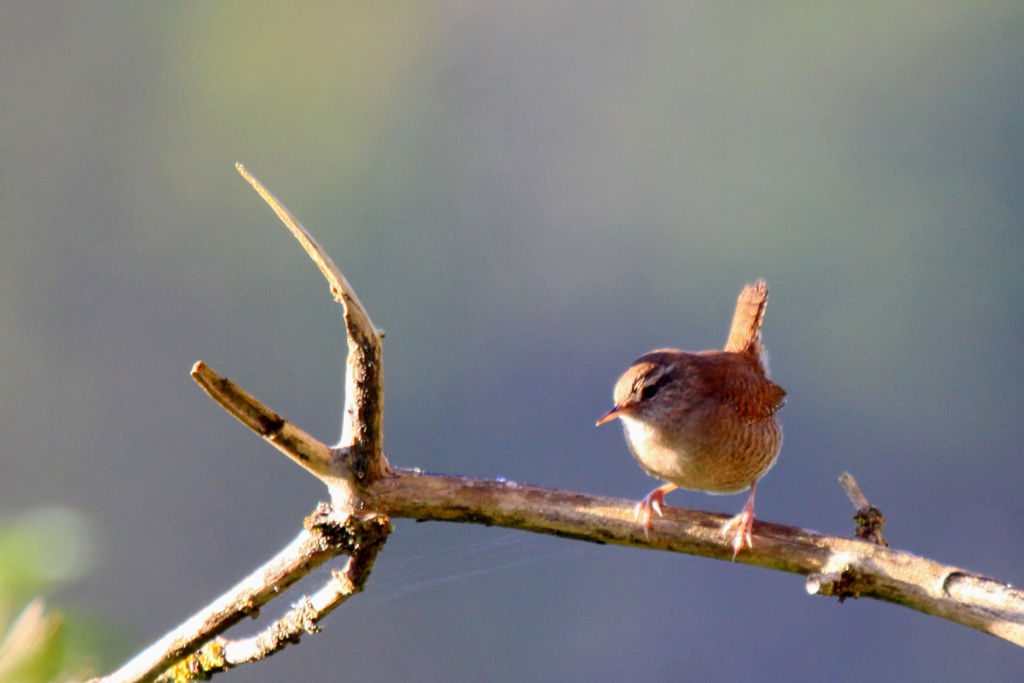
[721, 507, 755, 559]
[634, 488, 671, 539]
[633, 498, 663, 523]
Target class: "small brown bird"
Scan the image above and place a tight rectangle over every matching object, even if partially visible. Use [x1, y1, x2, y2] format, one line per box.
[597, 280, 786, 555]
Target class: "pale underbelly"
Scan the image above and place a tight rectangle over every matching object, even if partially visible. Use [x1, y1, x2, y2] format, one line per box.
[620, 416, 780, 494]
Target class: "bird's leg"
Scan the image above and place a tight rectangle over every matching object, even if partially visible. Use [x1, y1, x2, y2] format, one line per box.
[635, 483, 678, 535]
[721, 481, 758, 558]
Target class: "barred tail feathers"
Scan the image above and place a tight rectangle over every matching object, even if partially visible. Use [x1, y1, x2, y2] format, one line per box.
[724, 279, 769, 370]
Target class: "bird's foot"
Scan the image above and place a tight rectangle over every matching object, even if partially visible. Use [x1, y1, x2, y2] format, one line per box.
[634, 491, 664, 530]
[634, 484, 678, 538]
[721, 501, 755, 559]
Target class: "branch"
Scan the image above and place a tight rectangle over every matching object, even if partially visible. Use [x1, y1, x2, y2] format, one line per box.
[212, 171, 1024, 647]
[235, 163, 390, 508]
[375, 471, 1024, 644]
[190, 361, 340, 486]
[155, 509, 389, 682]
[86, 166, 397, 683]
[187, 362, 1024, 647]
[86, 167, 1024, 683]
[89, 509, 388, 683]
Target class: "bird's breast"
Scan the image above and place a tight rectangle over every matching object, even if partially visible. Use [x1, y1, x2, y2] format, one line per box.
[619, 409, 781, 494]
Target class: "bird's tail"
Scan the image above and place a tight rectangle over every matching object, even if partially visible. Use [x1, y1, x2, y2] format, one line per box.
[724, 279, 770, 371]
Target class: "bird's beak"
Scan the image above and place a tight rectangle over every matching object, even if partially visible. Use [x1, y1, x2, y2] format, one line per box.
[596, 405, 627, 426]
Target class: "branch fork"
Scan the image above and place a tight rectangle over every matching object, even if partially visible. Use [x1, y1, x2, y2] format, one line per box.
[232, 164, 390, 510]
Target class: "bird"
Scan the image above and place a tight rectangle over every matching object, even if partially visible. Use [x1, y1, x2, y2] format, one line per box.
[596, 280, 786, 556]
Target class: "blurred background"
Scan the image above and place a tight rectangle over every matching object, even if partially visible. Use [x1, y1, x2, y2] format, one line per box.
[2, 2, 1023, 681]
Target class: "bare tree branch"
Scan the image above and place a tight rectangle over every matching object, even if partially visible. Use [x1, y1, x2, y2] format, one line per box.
[83, 166, 396, 683]
[84, 166, 1024, 683]
[88, 510, 387, 683]
[235, 163, 390, 508]
[189, 358, 1024, 649]
[153, 509, 389, 682]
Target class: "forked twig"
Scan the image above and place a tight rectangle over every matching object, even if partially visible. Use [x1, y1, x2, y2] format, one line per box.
[236, 163, 390, 503]
[89, 510, 385, 683]
[86, 166, 394, 683]
[154, 509, 389, 682]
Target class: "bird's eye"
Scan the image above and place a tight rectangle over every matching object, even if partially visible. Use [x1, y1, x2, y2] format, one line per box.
[641, 384, 658, 400]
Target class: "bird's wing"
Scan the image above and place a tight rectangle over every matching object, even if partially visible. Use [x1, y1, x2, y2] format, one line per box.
[711, 364, 787, 422]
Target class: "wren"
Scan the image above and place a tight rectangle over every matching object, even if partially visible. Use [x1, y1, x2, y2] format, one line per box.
[597, 280, 786, 555]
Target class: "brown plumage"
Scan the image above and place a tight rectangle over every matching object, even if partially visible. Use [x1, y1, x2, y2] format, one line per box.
[597, 280, 786, 555]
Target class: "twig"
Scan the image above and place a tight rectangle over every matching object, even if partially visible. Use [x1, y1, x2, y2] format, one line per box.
[155, 510, 390, 682]
[88, 508, 382, 683]
[190, 361, 340, 486]
[839, 472, 869, 510]
[839, 471, 888, 547]
[235, 163, 390, 509]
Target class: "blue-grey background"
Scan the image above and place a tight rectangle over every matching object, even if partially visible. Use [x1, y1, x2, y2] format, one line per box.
[2, 2, 1023, 681]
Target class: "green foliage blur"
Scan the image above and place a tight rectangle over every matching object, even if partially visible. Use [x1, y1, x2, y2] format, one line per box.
[0, 509, 108, 683]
